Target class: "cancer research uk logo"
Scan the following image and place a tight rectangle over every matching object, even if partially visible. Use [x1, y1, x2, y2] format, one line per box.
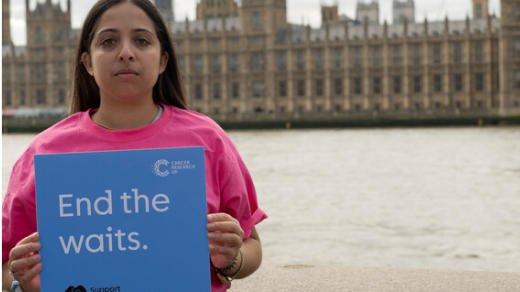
[153, 159, 197, 177]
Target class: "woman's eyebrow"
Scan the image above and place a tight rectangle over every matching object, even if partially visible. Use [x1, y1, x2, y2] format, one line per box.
[97, 28, 118, 35]
[133, 28, 154, 35]
[96, 28, 154, 35]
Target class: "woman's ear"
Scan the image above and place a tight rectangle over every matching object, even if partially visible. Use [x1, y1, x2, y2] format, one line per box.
[159, 52, 169, 74]
[81, 52, 94, 76]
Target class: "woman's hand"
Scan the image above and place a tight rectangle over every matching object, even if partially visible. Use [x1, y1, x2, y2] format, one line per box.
[207, 213, 244, 269]
[7, 232, 42, 292]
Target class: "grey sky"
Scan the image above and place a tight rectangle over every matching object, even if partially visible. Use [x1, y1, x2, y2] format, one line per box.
[8, 0, 501, 46]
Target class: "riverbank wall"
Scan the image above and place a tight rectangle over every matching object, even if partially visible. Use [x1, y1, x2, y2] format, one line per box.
[3, 110, 520, 132]
[2, 264, 518, 292]
[229, 264, 520, 292]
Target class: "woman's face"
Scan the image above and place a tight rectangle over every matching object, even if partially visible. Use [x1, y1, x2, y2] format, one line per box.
[81, 2, 168, 104]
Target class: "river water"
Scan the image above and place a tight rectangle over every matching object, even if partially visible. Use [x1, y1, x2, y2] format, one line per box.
[3, 127, 520, 272]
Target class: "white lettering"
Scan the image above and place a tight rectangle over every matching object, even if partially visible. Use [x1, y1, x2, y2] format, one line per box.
[94, 190, 112, 216]
[115, 229, 126, 251]
[59, 194, 74, 217]
[58, 228, 148, 254]
[76, 197, 91, 216]
[120, 192, 132, 214]
[59, 235, 84, 254]
[152, 193, 170, 212]
[127, 232, 141, 250]
[85, 234, 104, 253]
[105, 226, 113, 252]
[132, 188, 149, 214]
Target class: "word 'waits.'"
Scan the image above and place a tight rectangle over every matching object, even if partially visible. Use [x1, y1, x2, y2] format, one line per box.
[59, 226, 148, 254]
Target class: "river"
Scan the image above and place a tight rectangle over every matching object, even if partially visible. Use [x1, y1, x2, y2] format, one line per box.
[3, 127, 520, 272]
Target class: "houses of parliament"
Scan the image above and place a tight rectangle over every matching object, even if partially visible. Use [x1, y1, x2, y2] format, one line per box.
[2, 0, 520, 122]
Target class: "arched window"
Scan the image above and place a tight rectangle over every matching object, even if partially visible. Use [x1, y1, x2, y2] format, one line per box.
[35, 27, 44, 44]
[252, 12, 261, 30]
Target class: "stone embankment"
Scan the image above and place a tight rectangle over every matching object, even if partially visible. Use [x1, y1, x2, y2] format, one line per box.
[4, 113, 520, 132]
[230, 264, 520, 292]
[2, 264, 517, 291]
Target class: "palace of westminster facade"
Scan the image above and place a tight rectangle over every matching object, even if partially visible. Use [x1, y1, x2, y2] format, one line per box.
[2, 0, 520, 120]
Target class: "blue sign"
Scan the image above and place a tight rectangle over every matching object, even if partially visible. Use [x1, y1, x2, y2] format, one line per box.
[34, 147, 210, 292]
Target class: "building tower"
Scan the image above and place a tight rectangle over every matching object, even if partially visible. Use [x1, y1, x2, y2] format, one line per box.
[240, 0, 287, 33]
[321, 4, 339, 25]
[239, 0, 288, 114]
[154, 0, 174, 23]
[2, 0, 14, 109]
[2, 0, 12, 45]
[393, 0, 415, 24]
[25, 0, 72, 108]
[499, 0, 520, 115]
[473, 0, 489, 19]
[356, 0, 379, 25]
[196, 0, 239, 19]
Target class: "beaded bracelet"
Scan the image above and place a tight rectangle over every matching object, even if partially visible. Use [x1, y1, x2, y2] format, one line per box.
[10, 277, 19, 291]
[214, 249, 244, 284]
[11, 277, 24, 292]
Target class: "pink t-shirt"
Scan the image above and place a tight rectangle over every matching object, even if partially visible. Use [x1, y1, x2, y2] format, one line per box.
[2, 105, 267, 291]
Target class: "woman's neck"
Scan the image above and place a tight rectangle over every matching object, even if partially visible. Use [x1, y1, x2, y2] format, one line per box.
[92, 99, 160, 131]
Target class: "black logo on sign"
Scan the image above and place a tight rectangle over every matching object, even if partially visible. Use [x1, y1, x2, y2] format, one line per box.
[65, 286, 87, 292]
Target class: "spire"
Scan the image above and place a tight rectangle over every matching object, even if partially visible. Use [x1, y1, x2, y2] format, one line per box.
[472, 0, 489, 19]
[3, 0, 13, 45]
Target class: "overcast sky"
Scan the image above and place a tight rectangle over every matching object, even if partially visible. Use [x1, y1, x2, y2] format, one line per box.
[8, 0, 501, 46]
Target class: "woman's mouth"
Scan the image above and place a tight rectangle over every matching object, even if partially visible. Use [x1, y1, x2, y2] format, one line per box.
[115, 70, 139, 79]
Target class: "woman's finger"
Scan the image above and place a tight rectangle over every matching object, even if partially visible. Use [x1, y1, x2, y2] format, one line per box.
[17, 262, 42, 283]
[9, 242, 41, 261]
[209, 244, 237, 258]
[208, 232, 242, 246]
[10, 254, 41, 273]
[207, 221, 244, 237]
[16, 232, 39, 246]
[207, 213, 238, 224]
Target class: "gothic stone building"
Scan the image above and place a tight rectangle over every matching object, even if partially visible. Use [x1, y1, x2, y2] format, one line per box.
[3, 0, 520, 120]
[3, 0, 75, 113]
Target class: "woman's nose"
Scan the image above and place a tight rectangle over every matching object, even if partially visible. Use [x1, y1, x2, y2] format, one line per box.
[118, 41, 135, 62]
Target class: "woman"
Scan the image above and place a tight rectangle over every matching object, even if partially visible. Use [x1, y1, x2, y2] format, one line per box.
[2, 1, 266, 291]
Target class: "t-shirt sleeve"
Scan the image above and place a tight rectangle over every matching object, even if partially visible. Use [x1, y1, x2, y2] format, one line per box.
[216, 139, 267, 240]
[2, 149, 38, 263]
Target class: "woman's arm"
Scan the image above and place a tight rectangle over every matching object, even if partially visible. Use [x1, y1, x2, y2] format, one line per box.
[2, 261, 13, 291]
[234, 226, 262, 279]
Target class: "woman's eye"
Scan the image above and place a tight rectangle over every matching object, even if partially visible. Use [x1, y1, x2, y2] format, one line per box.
[100, 38, 116, 47]
[136, 38, 150, 46]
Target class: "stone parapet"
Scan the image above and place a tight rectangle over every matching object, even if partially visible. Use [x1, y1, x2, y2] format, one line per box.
[230, 264, 520, 292]
[3, 113, 520, 133]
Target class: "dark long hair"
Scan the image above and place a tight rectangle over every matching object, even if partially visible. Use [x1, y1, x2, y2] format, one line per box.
[69, 0, 187, 114]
